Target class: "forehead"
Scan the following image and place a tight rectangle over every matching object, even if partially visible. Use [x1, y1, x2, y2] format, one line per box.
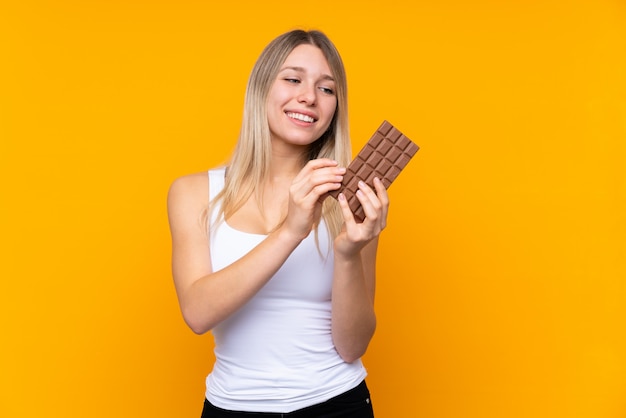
[281, 44, 332, 75]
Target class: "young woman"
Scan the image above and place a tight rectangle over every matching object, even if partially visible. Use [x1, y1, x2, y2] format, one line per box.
[167, 29, 388, 417]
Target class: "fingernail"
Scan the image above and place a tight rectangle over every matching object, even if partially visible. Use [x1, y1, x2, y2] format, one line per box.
[338, 193, 346, 201]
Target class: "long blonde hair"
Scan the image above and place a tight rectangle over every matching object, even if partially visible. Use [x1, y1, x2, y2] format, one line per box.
[212, 29, 351, 239]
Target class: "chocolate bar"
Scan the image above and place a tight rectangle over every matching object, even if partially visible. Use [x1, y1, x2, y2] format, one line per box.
[328, 120, 419, 222]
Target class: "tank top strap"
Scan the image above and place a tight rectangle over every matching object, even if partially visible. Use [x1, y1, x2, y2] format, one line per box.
[208, 167, 226, 200]
[208, 167, 227, 228]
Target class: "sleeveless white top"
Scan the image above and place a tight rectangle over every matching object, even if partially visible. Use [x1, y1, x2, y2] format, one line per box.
[205, 168, 367, 413]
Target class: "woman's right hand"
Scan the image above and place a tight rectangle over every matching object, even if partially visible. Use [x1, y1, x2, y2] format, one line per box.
[282, 158, 345, 241]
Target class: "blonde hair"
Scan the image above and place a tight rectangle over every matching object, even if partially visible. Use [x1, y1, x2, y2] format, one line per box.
[212, 29, 351, 240]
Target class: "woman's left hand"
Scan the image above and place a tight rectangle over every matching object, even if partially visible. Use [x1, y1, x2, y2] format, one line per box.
[334, 177, 389, 257]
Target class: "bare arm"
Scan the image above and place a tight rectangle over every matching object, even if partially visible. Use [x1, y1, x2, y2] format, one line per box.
[331, 178, 388, 363]
[167, 160, 345, 334]
[167, 173, 303, 334]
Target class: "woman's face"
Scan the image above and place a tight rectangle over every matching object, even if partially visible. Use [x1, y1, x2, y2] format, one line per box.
[266, 44, 337, 152]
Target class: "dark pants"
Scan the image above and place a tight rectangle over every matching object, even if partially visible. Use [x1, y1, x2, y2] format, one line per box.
[201, 380, 374, 418]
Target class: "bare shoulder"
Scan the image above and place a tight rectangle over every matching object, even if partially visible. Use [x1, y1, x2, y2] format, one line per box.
[167, 171, 210, 227]
[168, 172, 209, 201]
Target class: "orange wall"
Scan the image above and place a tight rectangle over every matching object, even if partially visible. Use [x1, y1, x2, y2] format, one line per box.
[1, 1, 625, 417]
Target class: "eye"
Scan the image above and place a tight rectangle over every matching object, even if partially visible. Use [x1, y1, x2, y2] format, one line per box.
[319, 86, 335, 95]
[284, 78, 300, 84]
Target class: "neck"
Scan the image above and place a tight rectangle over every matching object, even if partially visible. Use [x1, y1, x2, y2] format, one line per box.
[268, 143, 309, 182]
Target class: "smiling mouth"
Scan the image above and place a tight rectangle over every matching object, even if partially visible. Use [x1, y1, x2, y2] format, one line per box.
[286, 112, 316, 123]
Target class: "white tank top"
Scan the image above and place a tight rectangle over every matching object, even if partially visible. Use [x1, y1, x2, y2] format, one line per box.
[205, 168, 367, 413]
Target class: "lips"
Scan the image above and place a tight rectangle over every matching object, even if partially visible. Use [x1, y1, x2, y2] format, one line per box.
[286, 111, 317, 123]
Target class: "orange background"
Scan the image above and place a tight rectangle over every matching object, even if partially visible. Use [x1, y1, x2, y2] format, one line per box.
[1, 1, 625, 417]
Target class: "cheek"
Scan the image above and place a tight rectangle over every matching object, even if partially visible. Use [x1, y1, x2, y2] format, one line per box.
[322, 98, 338, 124]
[325, 94, 338, 112]
[266, 92, 285, 124]
[267, 84, 289, 106]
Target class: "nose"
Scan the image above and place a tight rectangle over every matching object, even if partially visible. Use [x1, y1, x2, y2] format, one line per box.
[297, 83, 316, 105]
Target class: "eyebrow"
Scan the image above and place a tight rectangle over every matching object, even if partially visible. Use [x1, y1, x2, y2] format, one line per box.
[280, 66, 335, 82]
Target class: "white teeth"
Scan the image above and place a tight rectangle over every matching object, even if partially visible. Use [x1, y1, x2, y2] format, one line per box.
[287, 112, 315, 123]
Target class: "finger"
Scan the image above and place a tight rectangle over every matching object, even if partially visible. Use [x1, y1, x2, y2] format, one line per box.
[293, 162, 345, 201]
[292, 158, 339, 182]
[373, 177, 389, 205]
[310, 165, 345, 187]
[373, 177, 389, 229]
[292, 172, 344, 203]
[337, 192, 357, 226]
[355, 181, 382, 224]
